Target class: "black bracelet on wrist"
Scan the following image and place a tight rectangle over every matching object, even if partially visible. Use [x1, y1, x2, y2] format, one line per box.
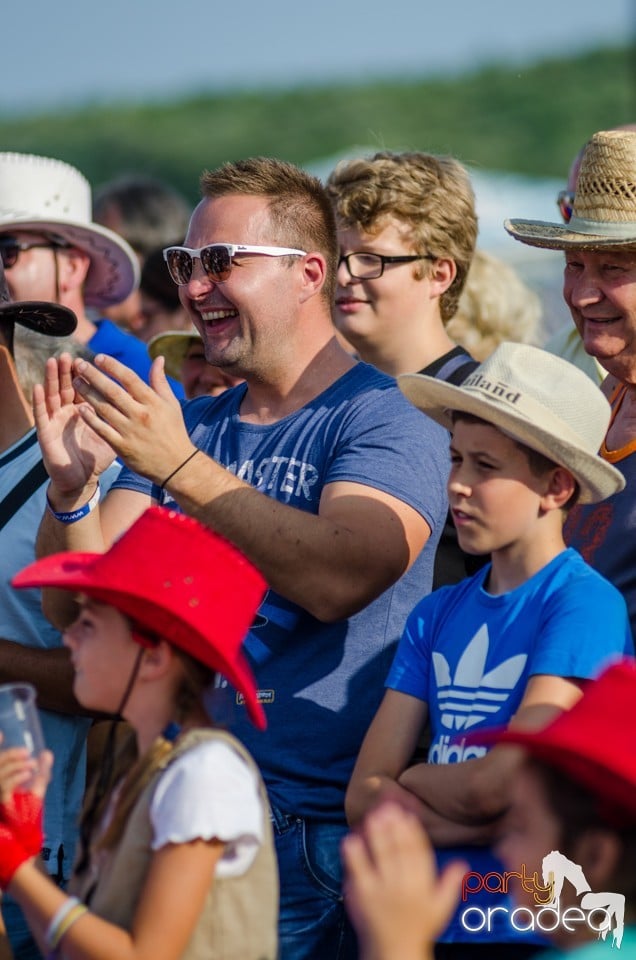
[159, 449, 201, 490]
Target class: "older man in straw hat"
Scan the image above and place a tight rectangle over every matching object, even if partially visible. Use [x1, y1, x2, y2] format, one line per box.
[505, 128, 636, 638]
[0, 153, 182, 395]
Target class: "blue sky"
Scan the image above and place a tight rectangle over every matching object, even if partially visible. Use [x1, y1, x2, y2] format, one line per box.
[3, 0, 633, 114]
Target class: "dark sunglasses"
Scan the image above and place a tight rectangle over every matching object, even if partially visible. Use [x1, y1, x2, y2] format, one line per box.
[0, 236, 70, 270]
[163, 242, 306, 286]
[556, 190, 575, 224]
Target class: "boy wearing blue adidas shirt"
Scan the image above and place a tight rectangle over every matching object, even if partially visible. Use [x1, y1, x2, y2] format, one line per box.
[346, 342, 634, 960]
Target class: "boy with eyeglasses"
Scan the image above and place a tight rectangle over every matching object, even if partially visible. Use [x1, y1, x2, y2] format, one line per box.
[34, 156, 450, 960]
[327, 150, 481, 589]
[326, 150, 478, 384]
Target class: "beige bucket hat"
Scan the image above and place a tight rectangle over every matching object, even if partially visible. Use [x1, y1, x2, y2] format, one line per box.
[399, 341, 624, 504]
[0, 153, 139, 307]
[505, 129, 636, 250]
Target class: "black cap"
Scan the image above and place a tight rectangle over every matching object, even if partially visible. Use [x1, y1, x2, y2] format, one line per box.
[0, 258, 76, 336]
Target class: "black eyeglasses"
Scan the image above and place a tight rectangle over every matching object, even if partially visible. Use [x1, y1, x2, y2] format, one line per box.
[163, 242, 306, 286]
[338, 251, 436, 280]
[556, 190, 575, 224]
[0, 236, 70, 270]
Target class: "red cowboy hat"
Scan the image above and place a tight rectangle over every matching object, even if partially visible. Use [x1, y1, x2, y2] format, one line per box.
[12, 507, 267, 729]
[480, 658, 636, 823]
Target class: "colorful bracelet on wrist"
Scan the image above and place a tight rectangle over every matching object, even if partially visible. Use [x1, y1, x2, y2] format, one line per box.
[46, 484, 100, 524]
[45, 897, 88, 954]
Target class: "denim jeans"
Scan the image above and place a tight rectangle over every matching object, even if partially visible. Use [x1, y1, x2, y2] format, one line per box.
[2, 892, 44, 960]
[3, 848, 66, 960]
[271, 804, 358, 960]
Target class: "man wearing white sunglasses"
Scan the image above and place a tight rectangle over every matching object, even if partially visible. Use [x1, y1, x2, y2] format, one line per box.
[36, 157, 450, 960]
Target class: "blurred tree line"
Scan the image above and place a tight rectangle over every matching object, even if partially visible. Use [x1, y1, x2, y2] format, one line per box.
[0, 45, 633, 203]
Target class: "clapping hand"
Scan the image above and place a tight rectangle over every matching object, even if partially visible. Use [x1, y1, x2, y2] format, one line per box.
[34, 354, 117, 496]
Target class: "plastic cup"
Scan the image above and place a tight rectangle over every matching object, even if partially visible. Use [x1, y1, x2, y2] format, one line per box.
[0, 683, 45, 756]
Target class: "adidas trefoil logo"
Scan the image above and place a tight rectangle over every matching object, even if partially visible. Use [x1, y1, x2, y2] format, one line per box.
[433, 624, 527, 731]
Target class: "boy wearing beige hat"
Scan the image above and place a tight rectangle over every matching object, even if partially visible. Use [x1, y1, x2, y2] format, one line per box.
[505, 128, 636, 641]
[347, 341, 633, 959]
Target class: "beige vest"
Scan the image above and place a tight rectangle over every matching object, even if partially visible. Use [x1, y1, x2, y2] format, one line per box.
[71, 728, 278, 960]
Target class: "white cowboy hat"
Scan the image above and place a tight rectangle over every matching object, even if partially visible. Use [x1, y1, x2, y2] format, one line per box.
[0, 153, 139, 308]
[399, 341, 624, 504]
[504, 130, 636, 250]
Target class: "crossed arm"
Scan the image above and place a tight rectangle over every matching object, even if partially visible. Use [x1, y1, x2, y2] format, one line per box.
[36, 353, 431, 628]
[346, 675, 582, 845]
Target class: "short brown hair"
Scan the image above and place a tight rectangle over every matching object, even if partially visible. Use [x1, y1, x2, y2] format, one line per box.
[451, 411, 580, 509]
[326, 151, 478, 321]
[200, 157, 338, 304]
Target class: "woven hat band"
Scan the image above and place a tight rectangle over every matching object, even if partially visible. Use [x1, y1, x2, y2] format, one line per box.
[567, 215, 636, 237]
[504, 130, 636, 250]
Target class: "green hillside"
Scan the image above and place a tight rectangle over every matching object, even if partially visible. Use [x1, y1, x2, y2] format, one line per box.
[0, 45, 633, 202]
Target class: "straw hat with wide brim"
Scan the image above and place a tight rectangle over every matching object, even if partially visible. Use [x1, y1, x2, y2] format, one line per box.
[505, 129, 636, 250]
[0, 153, 139, 308]
[399, 341, 624, 504]
[147, 329, 201, 381]
[12, 507, 268, 730]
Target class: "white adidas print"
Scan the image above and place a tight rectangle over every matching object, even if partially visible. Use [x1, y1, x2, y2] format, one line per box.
[432, 624, 527, 730]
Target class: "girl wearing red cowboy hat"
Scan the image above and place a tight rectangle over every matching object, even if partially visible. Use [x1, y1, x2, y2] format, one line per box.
[0, 506, 278, 960]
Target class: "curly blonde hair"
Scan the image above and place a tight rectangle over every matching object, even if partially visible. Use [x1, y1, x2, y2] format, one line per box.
[325, 151, 478, 321]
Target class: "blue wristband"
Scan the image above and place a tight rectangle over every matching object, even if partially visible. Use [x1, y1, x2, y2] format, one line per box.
[46, 485, 100, 524]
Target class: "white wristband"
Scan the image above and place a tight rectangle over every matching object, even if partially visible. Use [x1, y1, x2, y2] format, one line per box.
[46, 484, 100, 524]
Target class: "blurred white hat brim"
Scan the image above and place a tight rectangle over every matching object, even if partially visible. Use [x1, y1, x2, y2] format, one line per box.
[147, 330, 201, 381]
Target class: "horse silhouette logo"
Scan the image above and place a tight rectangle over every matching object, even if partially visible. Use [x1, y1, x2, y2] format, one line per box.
[542, 850, 625, 949]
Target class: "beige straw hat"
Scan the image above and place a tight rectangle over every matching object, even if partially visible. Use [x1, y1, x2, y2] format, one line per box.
[147, 329, 201, 381]
[505, 129, 636, 250]
[0, 153, 139, 307]
[399, 342, 624, 504]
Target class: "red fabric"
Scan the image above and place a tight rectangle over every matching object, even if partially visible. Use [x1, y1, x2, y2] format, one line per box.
[475, 658, 636, 823]
[12, 507, 268, 729]
[0, 824, 31, 889]
[0, 792, 43, 857]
